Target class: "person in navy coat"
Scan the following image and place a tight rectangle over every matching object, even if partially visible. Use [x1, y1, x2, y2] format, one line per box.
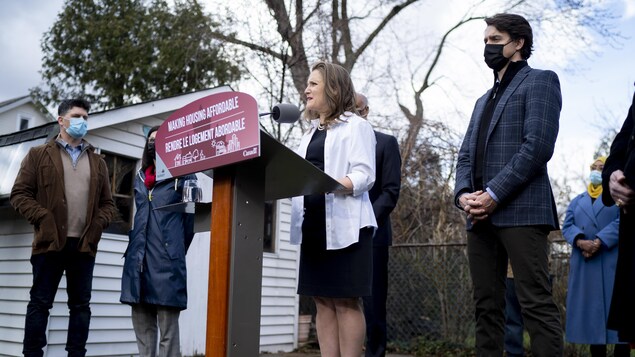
[454, 13, 563, 356]
[602, 89, 635, 343]
[563, 156, 629, 357]
[356, 93, 401, 357]
[120, 126, 195, 357]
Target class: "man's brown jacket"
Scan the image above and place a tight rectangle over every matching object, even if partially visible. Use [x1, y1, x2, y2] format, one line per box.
[10, 140, 117, 256]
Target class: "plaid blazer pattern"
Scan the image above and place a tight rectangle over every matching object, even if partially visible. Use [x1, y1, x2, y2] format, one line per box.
[454, 65, 561, 230]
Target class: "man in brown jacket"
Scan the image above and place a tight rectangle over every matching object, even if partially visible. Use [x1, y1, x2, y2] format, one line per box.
[10, 98, 117, 357]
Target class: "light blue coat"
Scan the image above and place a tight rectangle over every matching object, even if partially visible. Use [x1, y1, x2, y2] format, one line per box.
[562, 191, 621, 344]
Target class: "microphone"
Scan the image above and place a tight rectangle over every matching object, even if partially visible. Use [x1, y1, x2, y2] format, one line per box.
[259, 103, 301, 124]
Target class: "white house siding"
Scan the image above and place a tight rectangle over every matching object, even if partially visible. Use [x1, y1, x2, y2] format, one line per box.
[0, 205, 136, 356]
[180, 232, 211, 356]
[89, 119, 163, 159]
[259, 198, 300, 353]
[0, 102, 51, 135]
[0, 208, 32, 357]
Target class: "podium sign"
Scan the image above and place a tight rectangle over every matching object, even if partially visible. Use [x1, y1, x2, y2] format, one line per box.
[150, 91, 345, 356]
[155, 92, 260, 180]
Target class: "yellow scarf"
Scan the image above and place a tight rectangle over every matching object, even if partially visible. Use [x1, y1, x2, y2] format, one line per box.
[587, 156, 606, 199]
[587, 183, 602, 199]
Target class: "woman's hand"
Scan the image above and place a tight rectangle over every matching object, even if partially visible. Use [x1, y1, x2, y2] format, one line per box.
[333, 176, 354, 195]
[577, 238, 601, 258]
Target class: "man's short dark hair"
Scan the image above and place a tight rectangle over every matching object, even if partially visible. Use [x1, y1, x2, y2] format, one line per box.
[58, 98, 91, 116]
[485, 13, 533, 60]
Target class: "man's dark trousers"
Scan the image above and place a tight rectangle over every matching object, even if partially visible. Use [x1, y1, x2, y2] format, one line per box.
[504, 277, 524, 357]
[467, 223, 562, 357]
[363, 245, 389, 357]
[23, 238, 95, 357]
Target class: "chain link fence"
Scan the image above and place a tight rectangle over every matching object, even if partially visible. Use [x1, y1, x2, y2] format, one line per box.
[299, 238, 574, 354]
[386, 239, 571, 351]
[387, 243, 473, 347]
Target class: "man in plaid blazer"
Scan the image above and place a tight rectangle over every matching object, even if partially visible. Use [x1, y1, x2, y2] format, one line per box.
[454, 13, 563, 357]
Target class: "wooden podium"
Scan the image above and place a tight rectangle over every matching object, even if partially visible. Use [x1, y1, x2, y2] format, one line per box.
[205, 131, 343, 356]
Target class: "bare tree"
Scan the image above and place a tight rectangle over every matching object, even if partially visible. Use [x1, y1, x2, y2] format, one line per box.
[207, 1, 622, 347]
[383, 0, 619, 246]
[211, 1, 423, 111]
[209, 0, 621, 241]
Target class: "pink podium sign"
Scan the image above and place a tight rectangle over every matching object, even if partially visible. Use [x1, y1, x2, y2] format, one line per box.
[155, 91, 260, 180]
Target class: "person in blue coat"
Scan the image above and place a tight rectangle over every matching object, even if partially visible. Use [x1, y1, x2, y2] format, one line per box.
[120, 126, 195, 357]
[562, 156, 629, 357]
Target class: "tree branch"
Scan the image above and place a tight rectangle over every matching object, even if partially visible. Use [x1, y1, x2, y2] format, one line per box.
[348, 0, 421, 70]
[417, 16, 484, 95]
[210, 31, 284, 60]
[264, 0, 311, 98]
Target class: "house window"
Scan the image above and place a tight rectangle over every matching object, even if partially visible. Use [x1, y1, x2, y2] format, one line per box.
[101, 152, 136, 234]
[263, 200, 277, 253]
[0, 137, 47, 196]
[18, 115, 31, 131]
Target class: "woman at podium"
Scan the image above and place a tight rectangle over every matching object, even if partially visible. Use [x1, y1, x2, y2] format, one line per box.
[291, 61, 378, 357]
[120, 126, 195, 356]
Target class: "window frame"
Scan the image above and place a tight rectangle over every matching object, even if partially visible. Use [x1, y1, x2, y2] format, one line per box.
[17, 114, 32, 131]
[100, 150, 137, 235]
[263, 200, 279, 254]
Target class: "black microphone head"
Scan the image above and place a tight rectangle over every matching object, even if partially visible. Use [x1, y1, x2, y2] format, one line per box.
[271, 103, 300, 123]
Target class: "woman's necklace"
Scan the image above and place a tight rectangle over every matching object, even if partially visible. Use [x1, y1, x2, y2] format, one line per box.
[317, 122, 326, 131]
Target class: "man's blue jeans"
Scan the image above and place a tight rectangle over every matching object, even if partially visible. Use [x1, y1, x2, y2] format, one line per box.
[23, 238, 95, 357]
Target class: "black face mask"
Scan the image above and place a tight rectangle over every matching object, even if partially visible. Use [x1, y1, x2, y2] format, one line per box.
[484, 41, 514, 71]
[147, 141, 156, 159]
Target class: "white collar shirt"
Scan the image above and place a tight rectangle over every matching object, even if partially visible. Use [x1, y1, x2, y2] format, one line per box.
[290, 113, 377, 249]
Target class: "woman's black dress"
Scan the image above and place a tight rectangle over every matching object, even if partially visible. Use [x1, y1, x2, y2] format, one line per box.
[297, 128, 372, 297]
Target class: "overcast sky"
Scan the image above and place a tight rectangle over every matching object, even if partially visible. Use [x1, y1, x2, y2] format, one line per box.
[1, 0, 634, 192]
[537, 2, 635, 189]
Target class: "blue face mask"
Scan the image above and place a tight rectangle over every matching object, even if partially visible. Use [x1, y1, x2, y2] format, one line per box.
[589, 170, 602, 185]
[65, 117, 88, 139]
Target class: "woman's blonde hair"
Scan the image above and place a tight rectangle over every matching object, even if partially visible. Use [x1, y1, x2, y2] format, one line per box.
[304, 61, 357, 128]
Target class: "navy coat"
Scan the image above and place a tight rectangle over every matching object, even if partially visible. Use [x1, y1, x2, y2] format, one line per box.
[454, 65, 561, 230]
[120, 170, 195, 310]
[562, 192, 620, 344]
